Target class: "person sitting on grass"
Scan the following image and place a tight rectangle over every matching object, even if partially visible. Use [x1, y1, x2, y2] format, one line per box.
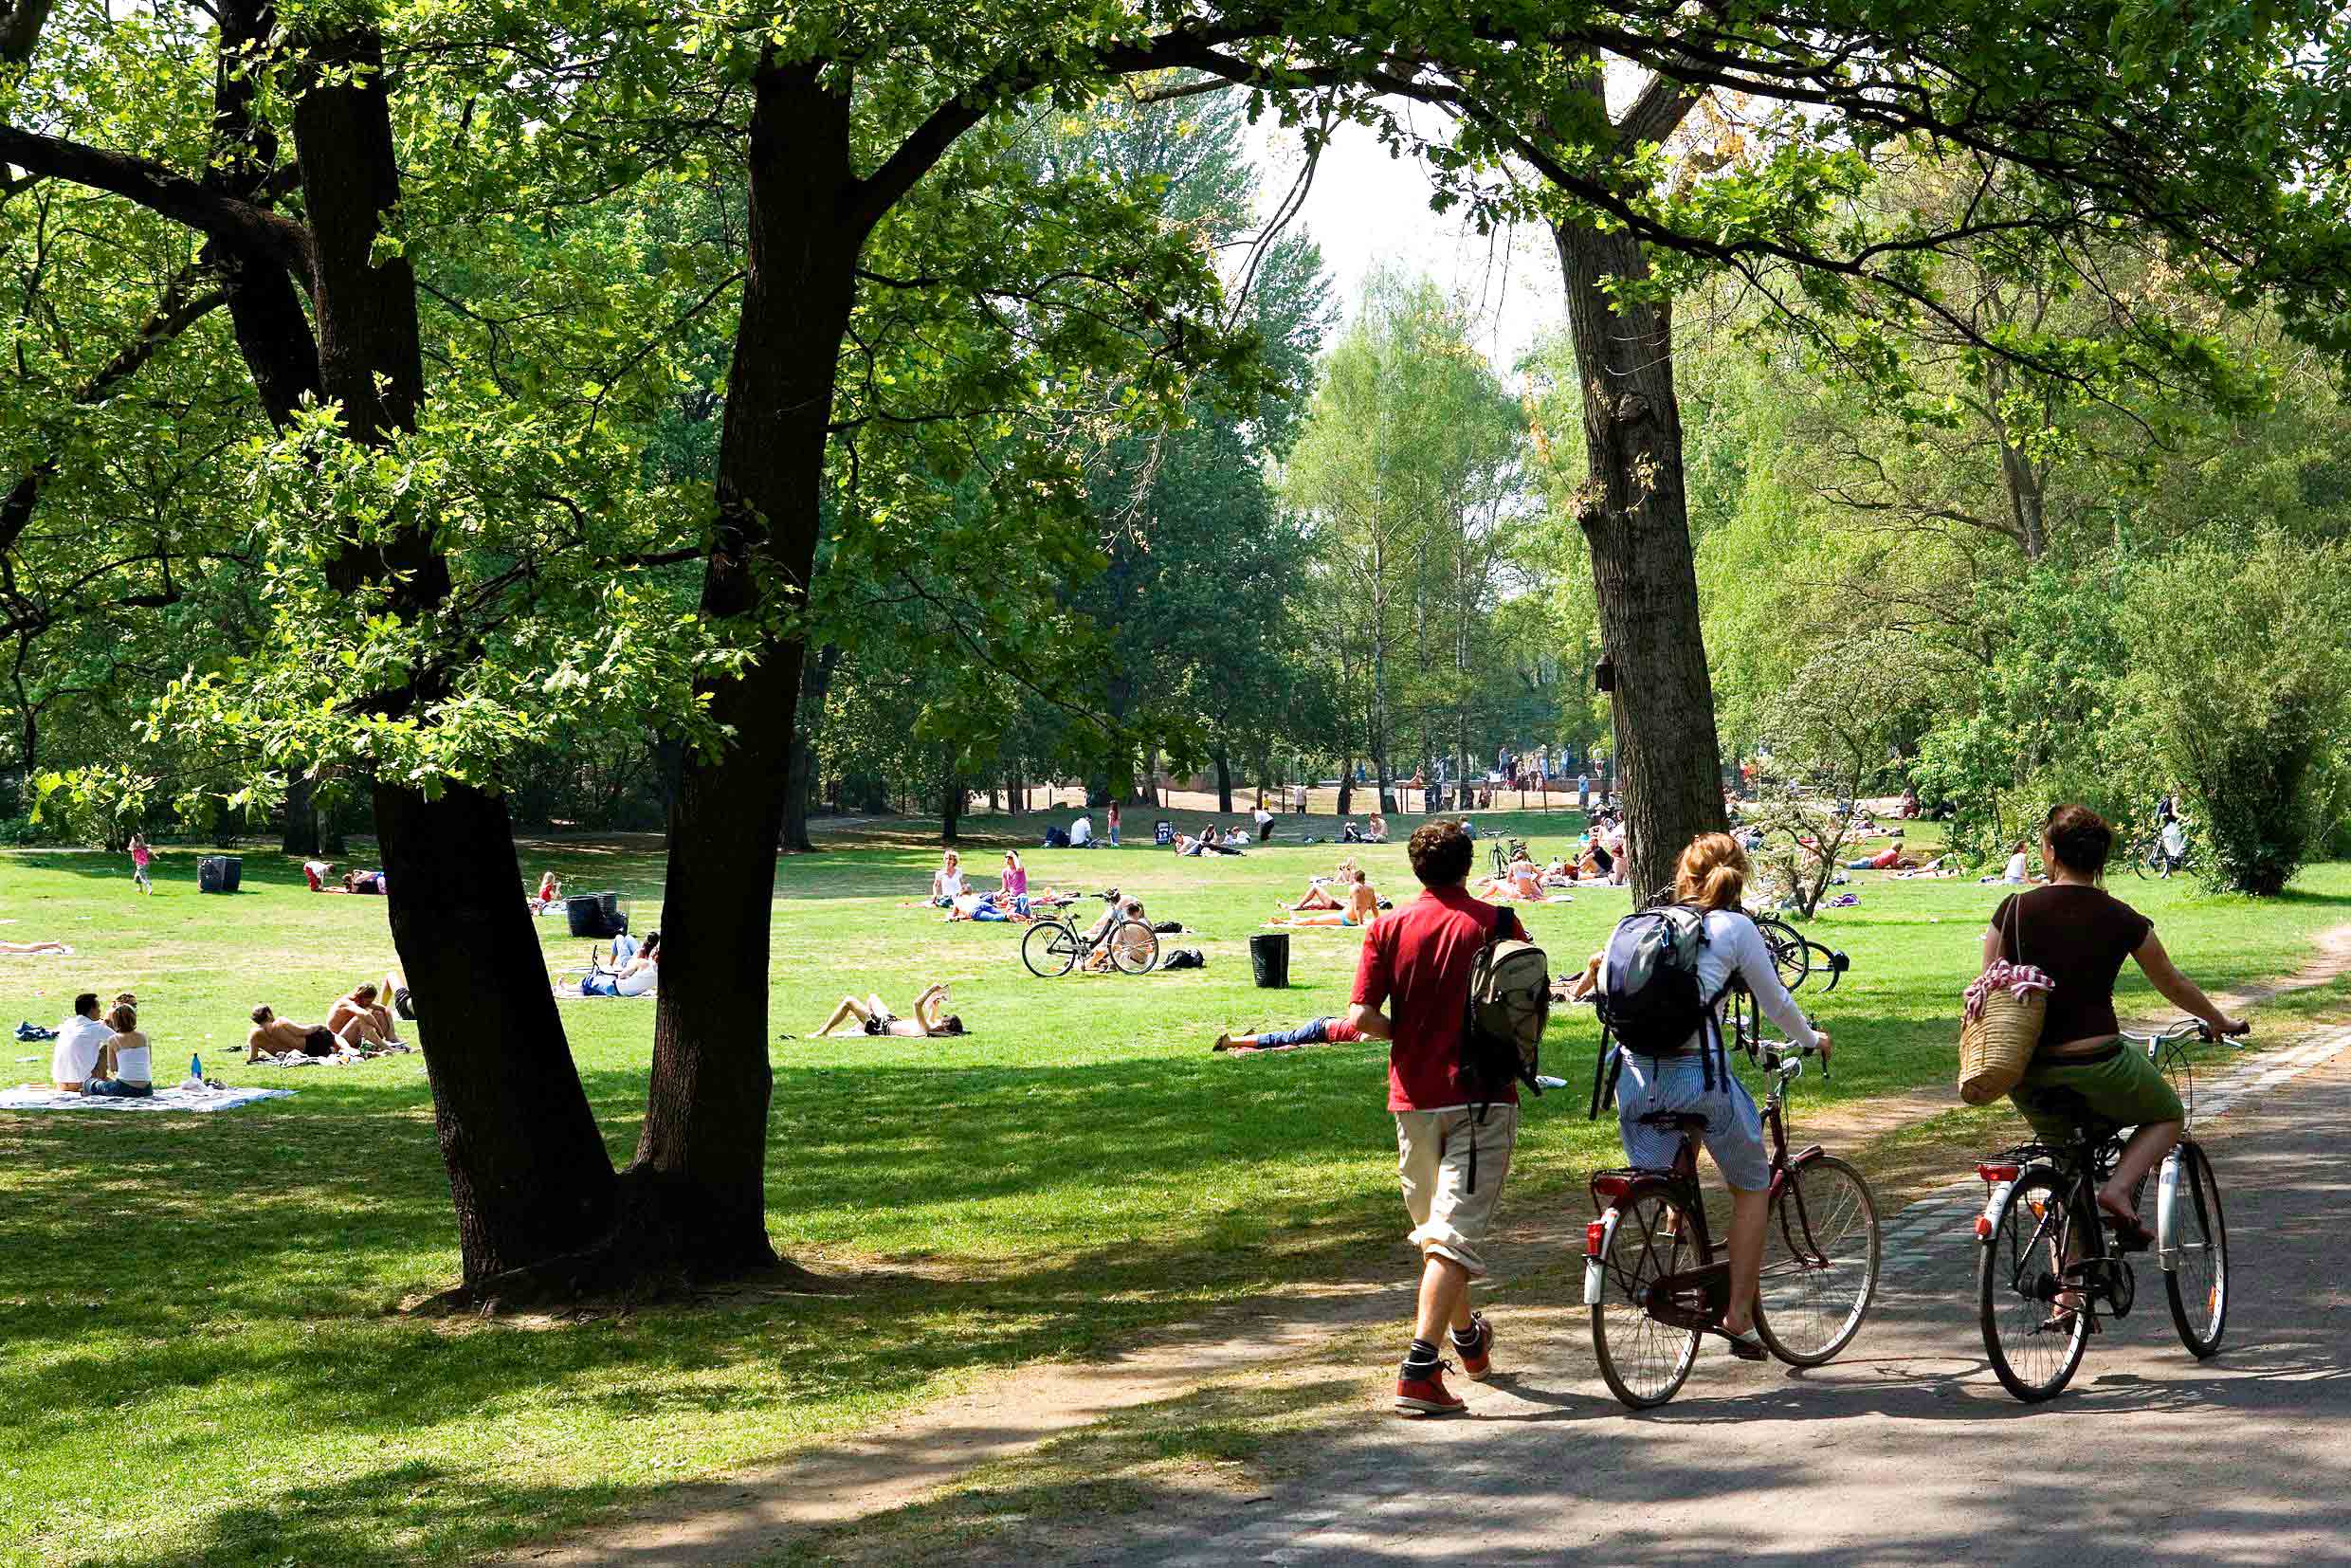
[1473, 847, 1544, 903]
[246, 1004, 343, 1062]
[0, 938, 73, 955]
[1000, 849, 1029, 902]
[1084, 897, 1153, 970]
[1271, 870, 1380, 928]
[50, 993, 112, 1091]
[807, 983, 966, 1038]
[85, 1000, 153, 1098]
[327, 981, 405, 1045]
[930, 850, 968, 907]
[529, 870, 563, 913]
[1367, 812, 1389, 843]
[1981, 840, 2038, 884]
[563, 933, 661, 995]
[1213, 1015, 1366, 1052]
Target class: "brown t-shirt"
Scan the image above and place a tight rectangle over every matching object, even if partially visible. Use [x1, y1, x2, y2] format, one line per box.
[1992, 884, 2154, 1055]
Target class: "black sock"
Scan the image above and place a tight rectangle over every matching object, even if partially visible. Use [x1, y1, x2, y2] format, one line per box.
[1449, 1318, 1482, 1347]
[1401, 1338, 1441, 1377]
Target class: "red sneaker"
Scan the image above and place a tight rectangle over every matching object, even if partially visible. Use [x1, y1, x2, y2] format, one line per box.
[1394, 1360, 1468, 1417]
[1453, 1313, 1495, 1381]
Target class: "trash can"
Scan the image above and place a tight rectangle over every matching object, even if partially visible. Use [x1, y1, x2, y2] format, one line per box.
[1249, 932, 1291, 989]
[197, 855, 242, 894]
[564, 891, 629, 939]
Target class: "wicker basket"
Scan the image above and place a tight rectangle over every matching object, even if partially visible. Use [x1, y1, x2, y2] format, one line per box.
[1958, 988, 2045, 1104]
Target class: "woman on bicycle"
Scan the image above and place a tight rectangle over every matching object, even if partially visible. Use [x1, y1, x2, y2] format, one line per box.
[1985, 804, 2241, 1247]
[1597, 832, 1830, 1359]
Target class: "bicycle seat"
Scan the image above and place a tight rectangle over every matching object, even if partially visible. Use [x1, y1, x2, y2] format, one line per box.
[1636, 1112, 1710, 1133]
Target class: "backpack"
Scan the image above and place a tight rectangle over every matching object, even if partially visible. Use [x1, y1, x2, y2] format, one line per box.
[1453, 906, 1550, 1192]
[1161, 947, 1205, 969]
[1596, 903, 1728, 1087]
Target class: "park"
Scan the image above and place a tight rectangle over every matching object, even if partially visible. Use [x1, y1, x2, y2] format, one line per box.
[9, 0, 2351, 1562]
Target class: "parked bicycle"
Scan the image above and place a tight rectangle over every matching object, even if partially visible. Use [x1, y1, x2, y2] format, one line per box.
[1974, 1017, 2246, 1403]
[1488, 837, 1531, 879]
[1583, 985, 1883, 1408]
[1020, 893, 1159, 977]
[1751, 915, 1850, 994]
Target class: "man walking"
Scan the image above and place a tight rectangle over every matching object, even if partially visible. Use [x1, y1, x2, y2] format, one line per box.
[1346, 819, 1530, 1417]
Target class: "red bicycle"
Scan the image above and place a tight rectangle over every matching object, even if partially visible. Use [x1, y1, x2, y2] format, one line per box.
[1582, 988, 1882, 1408]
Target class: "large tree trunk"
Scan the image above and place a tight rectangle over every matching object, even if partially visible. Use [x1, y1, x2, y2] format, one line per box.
[1214, 747, 1232, 813]
[782, 642, 837, 853]
[940, 763, 962, 845]
[281, 773, 319, 856]
[629, 61, 866, 1280]
[375, 781, 618, 1281]
[1553, 216, 1727, 900]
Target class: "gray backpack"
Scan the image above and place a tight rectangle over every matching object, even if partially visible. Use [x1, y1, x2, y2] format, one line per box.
[1463, 910, 1550, 1101]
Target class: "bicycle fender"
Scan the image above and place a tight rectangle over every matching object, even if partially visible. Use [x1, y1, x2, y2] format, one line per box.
[2155, 1148, 2182, 1273]
[1583, 1208, 1622, 1305]
[1786, 1143, 1826, 1172]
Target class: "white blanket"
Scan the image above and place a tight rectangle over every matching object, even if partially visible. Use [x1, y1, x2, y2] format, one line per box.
[0, 1084, 296, 1113]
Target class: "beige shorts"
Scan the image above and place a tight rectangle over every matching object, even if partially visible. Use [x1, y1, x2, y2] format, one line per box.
[1395, 1104, 1520, 1277]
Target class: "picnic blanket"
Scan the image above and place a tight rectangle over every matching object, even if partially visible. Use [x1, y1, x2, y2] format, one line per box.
[0, 1084, 295, 1114]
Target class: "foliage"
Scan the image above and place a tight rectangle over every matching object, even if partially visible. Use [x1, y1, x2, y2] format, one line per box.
[2120, 533, 2351, 896]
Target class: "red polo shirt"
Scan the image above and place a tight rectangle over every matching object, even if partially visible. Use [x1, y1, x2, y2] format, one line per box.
[1353, 884, 1527, 1112]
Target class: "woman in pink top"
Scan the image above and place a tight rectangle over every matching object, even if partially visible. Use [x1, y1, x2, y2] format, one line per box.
[1001, 850, 1029, 900]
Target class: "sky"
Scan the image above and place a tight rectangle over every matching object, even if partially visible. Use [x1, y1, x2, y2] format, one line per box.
[1247, 113, 1563, 381]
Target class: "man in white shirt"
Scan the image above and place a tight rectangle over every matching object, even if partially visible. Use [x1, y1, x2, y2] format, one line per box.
[50, 993, 111, 1090]
[1253, 804, 1276, 842]
[1069, 812, 1095, 848]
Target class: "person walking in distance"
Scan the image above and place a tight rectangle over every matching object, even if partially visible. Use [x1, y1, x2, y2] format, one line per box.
[1346, 819, 1531, 1417]
[1106, 800, 1121, 848]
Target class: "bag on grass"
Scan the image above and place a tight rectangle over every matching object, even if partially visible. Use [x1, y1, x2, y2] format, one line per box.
[1161, 948, 1206, 970]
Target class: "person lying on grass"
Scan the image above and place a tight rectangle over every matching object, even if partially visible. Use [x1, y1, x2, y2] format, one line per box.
[946, 889, 1029, 922]
[807, 983, 966, 1037]
[246, 1004, 367, 1062]
[326, 981, 406, 1045]
[1284, 858, 1360, 910]
[0, 938, 73, 955]
[557, 932, 661, 996]
[1270, 870, 1380, 928]
[1213, 1015, 1366, 1052]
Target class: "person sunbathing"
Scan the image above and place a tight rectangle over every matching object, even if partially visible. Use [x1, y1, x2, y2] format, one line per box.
[807, 983, 966, 1038]
[1084, 898, 1154, 969]
[246, 1004, 342, 1062]
[558, 933, 661, 995]
[1213, 1015, 1366, 1052]
[1269, 871, 1379, 927]
[0, 939, 72, 955]
[342, 867, 387, 895]
[947, 889, 1029, 922]
[1474, 850, 1545, 903]
[1285, 878, 1346, 911]
[326, 981, 403, 1046]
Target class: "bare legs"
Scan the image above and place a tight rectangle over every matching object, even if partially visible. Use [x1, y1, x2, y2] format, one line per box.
[809, 995, 881, 1037]
[2100, 1120, 2181, 1228]
[1722, 1184, 1770, 1338]
[1412, 1252, 1475, 1345]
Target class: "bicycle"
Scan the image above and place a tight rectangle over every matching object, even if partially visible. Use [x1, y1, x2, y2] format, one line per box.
[1488, 837, 1530, 879]
[2123, 827, 2189, 880]
[1750, 915, 1850, 994]
[1973, 1018, 2246, 1403]
[1582, 987, 1883, 1409]
[1020, 894, 1159, 977]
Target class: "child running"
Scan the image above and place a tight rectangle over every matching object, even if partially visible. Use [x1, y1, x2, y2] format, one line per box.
[129, 833, 154, 895]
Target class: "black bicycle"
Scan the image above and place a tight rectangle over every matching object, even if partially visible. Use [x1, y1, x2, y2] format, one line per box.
[1751, 916, 1849, 994]
[1020, 892, 1158, 977]
[1489, 837, 1531, 879]
[1974, 1018, 2245, 1403]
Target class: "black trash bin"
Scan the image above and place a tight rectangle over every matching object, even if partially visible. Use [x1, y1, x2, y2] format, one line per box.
[564, 891, 629, 939]
[197, 855, 242, 894]
[1248, 932, 1291, 989]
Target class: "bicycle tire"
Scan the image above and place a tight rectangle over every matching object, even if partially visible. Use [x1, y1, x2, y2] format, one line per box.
[2164, 1141, 2229, 1358]
[1756, 1155, 1881, 1366]
[1978, 1170, 2090, 1403]
[1110, 919, 1159, 975]
[1021, 921, 1079, 978]
[1591, 1186, 1704, 1410]
[1754, 917, 1811, 992]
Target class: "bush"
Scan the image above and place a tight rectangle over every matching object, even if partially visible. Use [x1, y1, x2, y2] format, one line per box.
[2123, 533, 2351, 895]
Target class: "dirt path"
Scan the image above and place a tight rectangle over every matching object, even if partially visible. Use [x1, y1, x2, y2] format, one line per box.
[497, 922, 2351, 1568]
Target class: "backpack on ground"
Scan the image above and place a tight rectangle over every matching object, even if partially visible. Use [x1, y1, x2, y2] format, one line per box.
[1161, 947, 1205, 969]
[1595, 903, 1728, 1096]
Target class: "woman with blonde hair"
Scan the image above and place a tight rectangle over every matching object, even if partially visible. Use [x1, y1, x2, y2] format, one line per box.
[1598, 832, 1832, 1359]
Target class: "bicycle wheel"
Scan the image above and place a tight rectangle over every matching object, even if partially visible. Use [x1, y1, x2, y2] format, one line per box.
[1978, 1170, 2090, 1403]
[1754, 917, 1810, 992]
[1110, 919, 1159, 975]
[1591, 1186, 1704, 1410]
[1756, 1155, 1881, 1365]
[2164, 1141, 2229, 1358]
[2127, 835, 2155, 879]
[1020, 921, 1079, 978]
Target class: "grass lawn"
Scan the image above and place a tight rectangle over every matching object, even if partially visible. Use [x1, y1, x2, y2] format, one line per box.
[4, 810, 2347, 1566]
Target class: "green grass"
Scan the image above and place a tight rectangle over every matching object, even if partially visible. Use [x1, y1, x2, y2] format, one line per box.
[4, 811, 2347, 1565]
